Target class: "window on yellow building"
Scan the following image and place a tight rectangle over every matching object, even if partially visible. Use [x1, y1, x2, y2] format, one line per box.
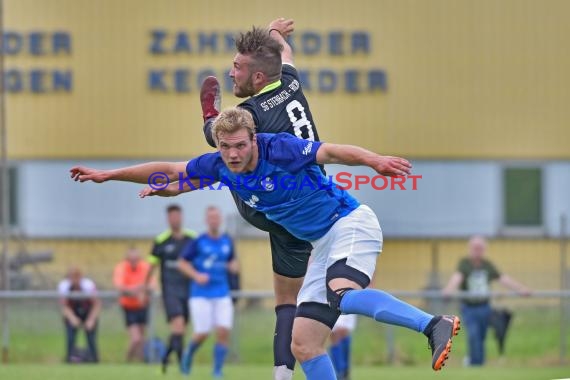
[503, 167, 542, 227]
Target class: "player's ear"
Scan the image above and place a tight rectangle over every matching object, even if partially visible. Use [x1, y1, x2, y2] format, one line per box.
[252, 71, 265, 86]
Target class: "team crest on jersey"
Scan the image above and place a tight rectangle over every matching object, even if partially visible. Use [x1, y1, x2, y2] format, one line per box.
[261, 177, 275, 191]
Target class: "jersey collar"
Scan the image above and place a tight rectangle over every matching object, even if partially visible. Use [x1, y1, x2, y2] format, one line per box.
[254, 80, 282, 96]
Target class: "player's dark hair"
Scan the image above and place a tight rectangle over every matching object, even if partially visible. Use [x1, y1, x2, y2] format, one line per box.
[166, 204, 182, 213]
[235, 27, 283, 82]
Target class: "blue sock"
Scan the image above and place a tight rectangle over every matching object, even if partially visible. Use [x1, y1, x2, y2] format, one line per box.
[329, 341, 345, 375]
[189, 341, 202, 357]
[181, 341, 202, 374]
[340, 289, 434, 333]
[300, 354, 337, 380]
[213, 343, 228, 376]
[341, 336, 352, 375]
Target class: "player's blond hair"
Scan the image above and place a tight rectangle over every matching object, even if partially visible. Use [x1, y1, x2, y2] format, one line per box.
[211, 107, 256, 145]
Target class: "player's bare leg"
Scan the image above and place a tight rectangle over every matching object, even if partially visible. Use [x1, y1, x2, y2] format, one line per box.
[181, 332, 209, 375]
[291, 317, 336, 379]
[126, 324, 145, 362]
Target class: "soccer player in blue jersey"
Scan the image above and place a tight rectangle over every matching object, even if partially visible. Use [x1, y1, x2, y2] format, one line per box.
[177, 206, 238, 378]
[70, 107, 460, 378]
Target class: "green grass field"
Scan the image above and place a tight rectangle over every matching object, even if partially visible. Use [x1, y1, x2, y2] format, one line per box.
[0, 364, 569, 380]
[1, 299, 569, 379]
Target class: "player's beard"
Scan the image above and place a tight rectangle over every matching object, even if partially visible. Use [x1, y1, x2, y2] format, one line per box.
[233, 76, 256, 98]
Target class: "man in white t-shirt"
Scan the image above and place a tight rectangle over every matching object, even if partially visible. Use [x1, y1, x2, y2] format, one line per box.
[58, 267, 101, 363]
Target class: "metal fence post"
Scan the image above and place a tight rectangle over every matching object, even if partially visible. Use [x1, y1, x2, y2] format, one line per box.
[560, 214, 568, 364]
[0, 0, 11, 364]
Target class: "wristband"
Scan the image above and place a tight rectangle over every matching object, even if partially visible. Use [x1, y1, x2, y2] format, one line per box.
[269, 28, 282, 36]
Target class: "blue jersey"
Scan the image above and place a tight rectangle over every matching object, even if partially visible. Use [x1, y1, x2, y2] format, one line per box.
[181, 233, 235, 298]
[186, 133, 360, 241]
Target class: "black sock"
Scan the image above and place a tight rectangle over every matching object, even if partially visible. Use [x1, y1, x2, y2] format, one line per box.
[169, 334, 184, 364]
[274, 304, 297, 370]
[422, 316, 440, 336]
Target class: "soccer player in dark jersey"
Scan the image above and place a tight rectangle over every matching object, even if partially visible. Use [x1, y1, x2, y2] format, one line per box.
[200, 19, 318, 380]
[145, 204, 196, 372]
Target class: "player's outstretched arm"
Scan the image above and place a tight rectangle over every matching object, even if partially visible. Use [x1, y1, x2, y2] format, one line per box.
[70, 162, 188, 184]
[138, 178, 201, 198]
[268, 18, 295, 65]
[316, 143, 412, 177]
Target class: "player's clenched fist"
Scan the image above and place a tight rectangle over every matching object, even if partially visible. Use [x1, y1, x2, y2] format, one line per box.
[268, 17, 295, 37]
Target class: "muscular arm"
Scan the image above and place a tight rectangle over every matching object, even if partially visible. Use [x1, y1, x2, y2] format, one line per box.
[315, 143, 412, 177]
[268, 18, 295, 65]
[70, 161, 188, 184]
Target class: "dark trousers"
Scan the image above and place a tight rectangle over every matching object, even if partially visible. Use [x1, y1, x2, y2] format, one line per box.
[64, 318, 99, 362]
[461, 302, 492, 366]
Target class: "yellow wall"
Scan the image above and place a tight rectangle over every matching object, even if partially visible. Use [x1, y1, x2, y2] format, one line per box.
[5, 0, 570, 160]
[12, 238, 565, 294]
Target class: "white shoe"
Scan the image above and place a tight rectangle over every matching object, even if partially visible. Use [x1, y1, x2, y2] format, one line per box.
[273, 365, 294, 380]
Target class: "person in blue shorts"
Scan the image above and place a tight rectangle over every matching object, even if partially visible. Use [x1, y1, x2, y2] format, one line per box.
[177, 206, 239, 377]
[70, 107, 460, 378]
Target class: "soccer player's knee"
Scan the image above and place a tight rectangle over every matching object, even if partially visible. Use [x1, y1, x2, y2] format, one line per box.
[326, 259, 371, 311]
[290, 335, 318, 363]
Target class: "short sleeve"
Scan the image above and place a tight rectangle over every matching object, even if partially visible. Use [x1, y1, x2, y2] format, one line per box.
[486, 260, 501, 281]
[266, 133, 322, 173]
[457, 258, 470, 276]
[186, 153, 222, 183]
[181, 239, 198, 262]
[148, 255, 159, 265]
[57, 280, 69, 296]
[82, 278, 97, 295]
[227, 236, 235, 262]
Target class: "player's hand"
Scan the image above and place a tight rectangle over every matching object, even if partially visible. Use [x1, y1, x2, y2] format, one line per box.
[69, 317, 81, 328]
[372, 156, 412, 177]
[70, 166, 109, 183]
[139, 185, 178, 198]
[268, 18, 295, 37]
[194, 273, 210, 285]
